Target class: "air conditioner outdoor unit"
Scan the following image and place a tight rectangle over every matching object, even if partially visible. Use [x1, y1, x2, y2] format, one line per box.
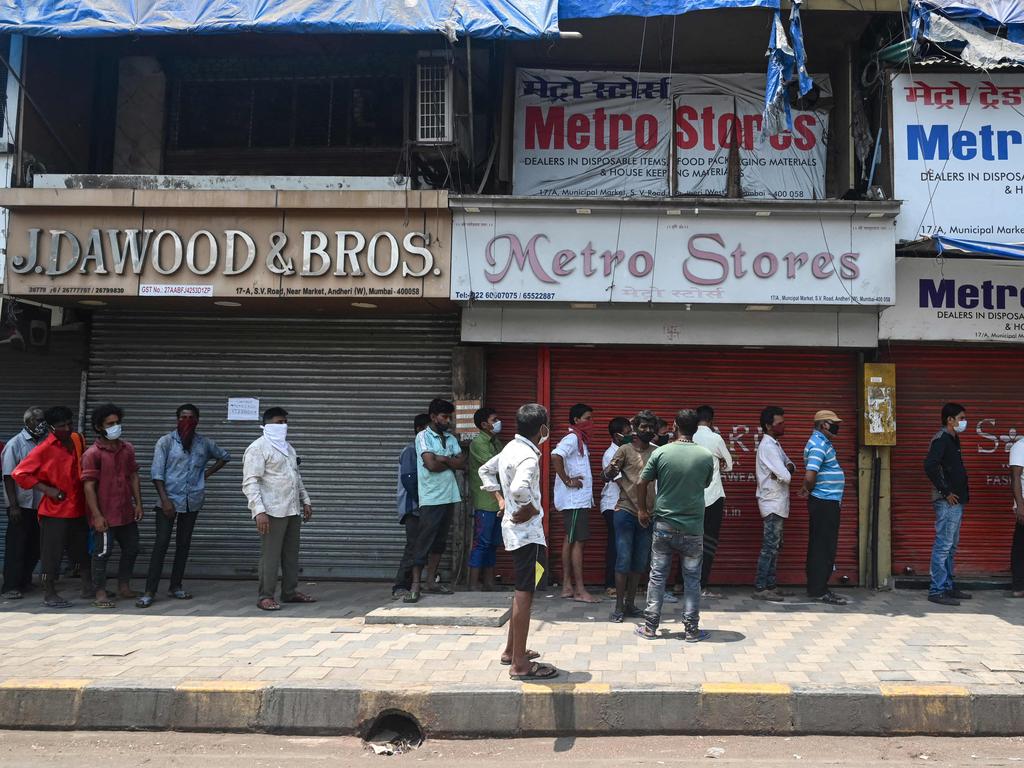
[416, 58, 453, 145]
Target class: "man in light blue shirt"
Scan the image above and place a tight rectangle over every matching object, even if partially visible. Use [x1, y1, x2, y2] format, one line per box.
[800, 409, 847, 605]
[138, 404, 230, 607]
[405, 398, 465, 603]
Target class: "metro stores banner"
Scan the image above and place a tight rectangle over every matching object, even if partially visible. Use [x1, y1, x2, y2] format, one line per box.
[513, 69, 831, 200]
[893, 73, 1024, 244]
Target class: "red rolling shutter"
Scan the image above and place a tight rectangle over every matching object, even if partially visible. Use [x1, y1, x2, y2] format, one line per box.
[882, 344, 1024, 578]
[546, 346, 860, 587]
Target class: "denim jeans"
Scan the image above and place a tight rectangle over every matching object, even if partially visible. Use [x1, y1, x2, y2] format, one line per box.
[468, 510, 501, 568]
[644, 521, 702, 629]
[755, 514, 785, 591]
[930, 499, 963, 596]
[613, 509, 653, 574]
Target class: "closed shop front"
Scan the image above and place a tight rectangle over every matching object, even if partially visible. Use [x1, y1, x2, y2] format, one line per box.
[461, 193, 902, 587]
[881, 258, 1024, 579]
[1, 187, 458, 580]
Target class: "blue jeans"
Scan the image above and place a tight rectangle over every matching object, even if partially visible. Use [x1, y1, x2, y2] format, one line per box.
[930, 499, 963, 596]
[468, 510, 501, 568]
[755, 514, 785, 591]
[644, 522, 702, 629]
[613, 510, 653, 574]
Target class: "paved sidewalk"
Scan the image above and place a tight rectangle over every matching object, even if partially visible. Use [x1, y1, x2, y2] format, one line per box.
[1, 582, 1022, 736]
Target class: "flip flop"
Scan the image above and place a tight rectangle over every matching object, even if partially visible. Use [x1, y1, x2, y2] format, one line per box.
[44, 597, 72, 609]
[167, 589, 193, 600]
[257, 597, 282, 611]
[572, 596, 601, 604]
[509, 662, 559, 681]
[634, 624, 658, 640]
[1, 590, 23, 600]
[500, 650, 540, 666]
[425, 584, 453, 595]
[92, 599, 117, 609]
[135, 595, 155, 608]
[403, 591, 421, 604]
[283, 592, 317, 603]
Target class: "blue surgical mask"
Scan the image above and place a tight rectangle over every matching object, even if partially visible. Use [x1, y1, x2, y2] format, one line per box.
[955, 419, 968, 433]
[492, 420, 502, 434]
[104, 423, 123, 440]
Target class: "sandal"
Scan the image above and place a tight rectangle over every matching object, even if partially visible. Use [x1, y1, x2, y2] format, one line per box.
[425, 584, 453, 595]
[257, 597, 281, 611]
[403, 590, 421, 604]
[509, 662, 559, 681]
[283, 592, 316, 603]
[167, 589, 193, 600]
[44, 597, 72, 609]
[500, 650, 540, 666]
[1, 590, 23, 600]
[634, 624, 658, 640]
[135, 594, 155, 609]
[92, 599, 117, 609]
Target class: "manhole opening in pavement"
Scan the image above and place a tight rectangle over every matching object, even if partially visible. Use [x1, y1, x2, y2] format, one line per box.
[363, 710, 424, 756]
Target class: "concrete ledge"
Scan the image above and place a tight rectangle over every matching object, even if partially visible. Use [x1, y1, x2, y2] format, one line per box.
[0, 680, 1021, 737]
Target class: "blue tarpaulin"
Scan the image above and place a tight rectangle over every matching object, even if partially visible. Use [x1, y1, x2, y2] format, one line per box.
[0, 0, 559, 39]
[936, 237, 1024, 260]
[559, 0, 777, 19]
[918, 0, 1024, 26]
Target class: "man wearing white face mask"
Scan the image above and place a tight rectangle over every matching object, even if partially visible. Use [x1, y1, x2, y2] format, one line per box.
[468, 407, 504, 591]
[924, 402, 971, 606]
[243, 407, 314, 611]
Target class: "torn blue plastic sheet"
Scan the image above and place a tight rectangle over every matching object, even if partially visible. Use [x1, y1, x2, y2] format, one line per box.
[559, 0, 778, 19]
[789, 0, 813, 98]
[0, 0, 559, 39]
[763, 10, 795, 133]
[917, 0, 1024, 27]
[936, 237, 1024, 260]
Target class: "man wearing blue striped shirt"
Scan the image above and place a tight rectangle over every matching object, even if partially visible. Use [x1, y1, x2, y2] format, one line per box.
[800, 410, 848, 605]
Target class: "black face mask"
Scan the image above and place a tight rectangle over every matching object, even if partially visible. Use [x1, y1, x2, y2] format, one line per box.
[656, 434, 672, 446]
[828, 422, 840, 436]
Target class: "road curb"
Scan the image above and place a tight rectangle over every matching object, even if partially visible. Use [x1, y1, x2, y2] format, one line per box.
[0, 679, 1021, 736]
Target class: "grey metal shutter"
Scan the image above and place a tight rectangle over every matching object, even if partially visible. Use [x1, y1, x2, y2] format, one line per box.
[86, 312, 459, 580]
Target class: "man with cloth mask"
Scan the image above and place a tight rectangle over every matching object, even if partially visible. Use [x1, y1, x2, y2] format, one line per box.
[243, 407, 314, 611]
[138, 404, 231, 608]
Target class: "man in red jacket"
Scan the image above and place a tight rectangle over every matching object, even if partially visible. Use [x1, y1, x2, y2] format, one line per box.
[12, 406, 92, 608]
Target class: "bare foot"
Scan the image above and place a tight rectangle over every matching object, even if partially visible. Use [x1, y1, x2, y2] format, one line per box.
[573, 591, 601, 604]
[560, 587, 574, 599]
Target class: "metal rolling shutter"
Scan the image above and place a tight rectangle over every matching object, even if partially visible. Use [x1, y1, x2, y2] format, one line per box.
[882, 344, 1024, 578]
[547, 347, 860, 587]
[86, 312, 458, 580]
[483, 346, 539, 583]
[0, 326, 87, 543]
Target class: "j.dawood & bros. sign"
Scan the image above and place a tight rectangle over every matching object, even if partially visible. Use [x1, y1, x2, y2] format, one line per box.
[3, 197, 450, 300]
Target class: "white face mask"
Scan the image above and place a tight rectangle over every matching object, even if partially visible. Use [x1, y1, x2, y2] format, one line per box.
[955, 419, 968, 433]
[263, 423, 289, 454]
[491, 420, 503, 434]
[104, 423, 123, 441]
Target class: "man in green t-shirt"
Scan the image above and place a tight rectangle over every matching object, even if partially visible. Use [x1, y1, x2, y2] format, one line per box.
[635, 409, 715, 642]
[468, 407, 504, 591]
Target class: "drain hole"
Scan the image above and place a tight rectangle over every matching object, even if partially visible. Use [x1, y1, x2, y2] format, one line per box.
[364, 710, 424, 756]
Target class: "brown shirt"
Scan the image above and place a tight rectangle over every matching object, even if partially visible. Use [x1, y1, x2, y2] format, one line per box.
[607, 442, 656, 516]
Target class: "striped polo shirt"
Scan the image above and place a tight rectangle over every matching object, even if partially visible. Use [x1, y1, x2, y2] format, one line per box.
[804, 429, 845, 502]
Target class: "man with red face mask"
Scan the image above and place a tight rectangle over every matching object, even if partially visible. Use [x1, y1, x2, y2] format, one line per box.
[138, 404, 231, 608]
[552, 403, 599, 603]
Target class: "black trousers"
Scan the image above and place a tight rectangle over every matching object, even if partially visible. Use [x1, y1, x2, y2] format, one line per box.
[602, 509, 616, 588]
[145, 511, 198, 595]
[92, 523, 140, 592]
[39, 516, 89, 582]
[701, 498, 725, 590]
[806, 496, 841, 597]
[393, 514, 419, 590]
[3, 506, 40, 593]
[1012, 519, 1024, 592]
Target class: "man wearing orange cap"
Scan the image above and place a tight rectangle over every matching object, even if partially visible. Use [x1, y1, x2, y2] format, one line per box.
[800, 410, 847, 605]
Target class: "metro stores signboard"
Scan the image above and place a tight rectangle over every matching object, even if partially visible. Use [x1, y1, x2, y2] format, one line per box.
[893, 73, 1024, 244]
[513, 69, 830, 200]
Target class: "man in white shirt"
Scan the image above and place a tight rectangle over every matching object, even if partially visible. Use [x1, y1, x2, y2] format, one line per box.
[551, 403, 599, 603]
[1009, 437, 1024, 598]
[692, 406, 734, 599]
[753, 406, 795, 602]
[479, 403, 559, 681]
[601, 417, 632, 596]
[242, 407, 314, 611]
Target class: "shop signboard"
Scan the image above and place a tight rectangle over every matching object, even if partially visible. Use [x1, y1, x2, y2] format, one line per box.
[880, 257, 1024, 343]
[514, 69, 829, 201]
[452, 208, 895, 305]
[892, 73, 1024, 244]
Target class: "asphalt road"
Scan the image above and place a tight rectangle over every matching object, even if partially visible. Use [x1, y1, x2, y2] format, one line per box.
[3, 731, 1024, 767]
